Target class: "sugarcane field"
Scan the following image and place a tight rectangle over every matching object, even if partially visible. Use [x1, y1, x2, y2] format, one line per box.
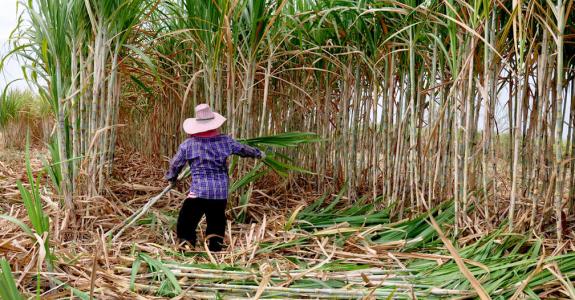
[1, 0, 575, 299]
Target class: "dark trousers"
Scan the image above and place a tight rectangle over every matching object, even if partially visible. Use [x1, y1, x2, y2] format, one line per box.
[177, 197, 227, 251]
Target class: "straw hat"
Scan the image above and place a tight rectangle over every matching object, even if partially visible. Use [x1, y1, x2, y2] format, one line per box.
[183, 104, 226, 135]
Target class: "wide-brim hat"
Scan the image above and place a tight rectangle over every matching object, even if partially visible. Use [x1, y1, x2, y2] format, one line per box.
[183, 104, 226, 135]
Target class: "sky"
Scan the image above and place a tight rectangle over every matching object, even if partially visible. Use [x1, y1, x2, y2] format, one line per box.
[0, 0, 27, 90]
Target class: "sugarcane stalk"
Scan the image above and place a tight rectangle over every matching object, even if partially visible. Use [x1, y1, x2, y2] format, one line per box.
[108, 181, 175, 242]
[553, 0, 566, 243]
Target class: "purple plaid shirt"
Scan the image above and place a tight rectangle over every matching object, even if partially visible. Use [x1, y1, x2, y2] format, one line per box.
[165, 134, 262, 199]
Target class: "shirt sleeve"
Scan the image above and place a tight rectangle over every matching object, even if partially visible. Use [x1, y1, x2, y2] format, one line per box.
[165, 143, 187, 181]
[229, 137, 263, 158]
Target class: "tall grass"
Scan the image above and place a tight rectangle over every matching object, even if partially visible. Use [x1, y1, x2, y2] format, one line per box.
[0, 134, 54, 298]
[0, 89, 51, 148]
[0, 89, 51, 125]
[17, 134, 50, 236]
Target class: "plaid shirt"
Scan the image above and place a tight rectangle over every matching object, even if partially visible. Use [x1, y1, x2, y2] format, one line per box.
[165, 134, 262, 199]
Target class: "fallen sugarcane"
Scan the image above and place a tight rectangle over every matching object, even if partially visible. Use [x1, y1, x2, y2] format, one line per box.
[106, 182, 176, 242]
[107, 200, 575, 299]
[116, 266, 470, 298]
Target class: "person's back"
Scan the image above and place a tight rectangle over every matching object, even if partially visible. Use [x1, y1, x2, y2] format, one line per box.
[168, 134, 262, 199]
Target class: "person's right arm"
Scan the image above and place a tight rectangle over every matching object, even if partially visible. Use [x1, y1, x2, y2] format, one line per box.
[165, 143, 187, 183]
[229, 137, 264, 159]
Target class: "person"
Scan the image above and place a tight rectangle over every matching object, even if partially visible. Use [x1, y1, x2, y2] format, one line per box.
[165, 103, 264, 251]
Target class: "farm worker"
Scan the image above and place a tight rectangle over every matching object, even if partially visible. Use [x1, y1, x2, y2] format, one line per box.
[165, 104, 264, 251]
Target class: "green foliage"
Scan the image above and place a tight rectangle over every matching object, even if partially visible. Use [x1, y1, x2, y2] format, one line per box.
[0, 259, 23, 300]
[17, 134, 50, 235]
[296, 186, 390, 230]
[229, 161, 266, 194]
[240, 132, 321, 177]
[229, 132, 320, 222]
[236, 188, 252, 223]
[136, 253, 182, 296]
[10, 0, 151, 116]
[293, 200, 575, 298]
[42, 137, 62, 194]
[405, 231, 575, 298]
[0, 89, 49, 129]
[11, 133, 54, 272]
[239, 132, 322, 148]
[129, 255, 142, 292]
[0, 89, 22, 128]
[371, 201, 456, 250]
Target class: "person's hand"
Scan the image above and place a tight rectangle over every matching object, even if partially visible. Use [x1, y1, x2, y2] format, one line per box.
[260, 151, 267, 160]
